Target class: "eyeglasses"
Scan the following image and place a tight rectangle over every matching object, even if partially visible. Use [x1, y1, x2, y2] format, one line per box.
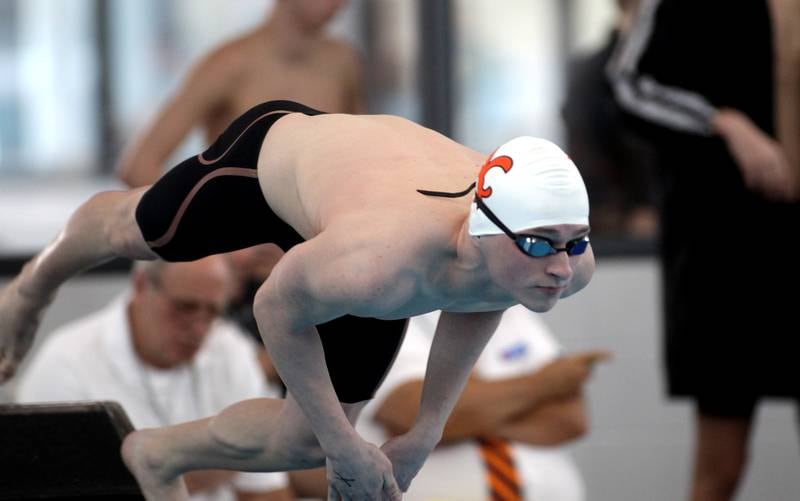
[147, 278, 225, 321]
[475, 197, 590, 258]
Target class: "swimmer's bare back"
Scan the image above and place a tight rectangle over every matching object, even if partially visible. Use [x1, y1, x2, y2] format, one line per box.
[258, 112, 483, 239]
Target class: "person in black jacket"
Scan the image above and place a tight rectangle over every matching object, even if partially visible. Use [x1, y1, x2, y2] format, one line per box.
[608, 1, 800, 500]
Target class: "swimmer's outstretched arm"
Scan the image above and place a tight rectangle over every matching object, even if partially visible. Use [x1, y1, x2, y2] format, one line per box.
[252, 236, 402, 501]
[381, 309, 504, 491]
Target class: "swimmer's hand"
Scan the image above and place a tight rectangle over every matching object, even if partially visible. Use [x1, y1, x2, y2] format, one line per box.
[380, 426, 438, 492]
[325, 437, 402, 501]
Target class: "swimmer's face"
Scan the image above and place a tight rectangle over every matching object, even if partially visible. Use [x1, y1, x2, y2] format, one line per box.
[479, 224, 590, 312]
[288, 0, 347, 30]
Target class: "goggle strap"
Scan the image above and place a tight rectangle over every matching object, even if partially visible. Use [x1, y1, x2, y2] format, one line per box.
[416, 182, 476, 199]
[474, 197, 517, 238]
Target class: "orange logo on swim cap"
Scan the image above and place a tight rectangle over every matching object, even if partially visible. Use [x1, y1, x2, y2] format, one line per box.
[476, 153, 514, 199]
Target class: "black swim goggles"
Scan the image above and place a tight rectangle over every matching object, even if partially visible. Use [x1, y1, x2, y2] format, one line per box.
[474, 197, 590, 258]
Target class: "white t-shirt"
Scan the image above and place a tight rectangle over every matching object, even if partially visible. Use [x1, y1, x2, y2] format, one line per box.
[16, 293, 288, 501]
[356, 305, 586, 501]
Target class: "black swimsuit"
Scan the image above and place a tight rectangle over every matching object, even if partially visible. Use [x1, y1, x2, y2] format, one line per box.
[135, 100, 407, 403]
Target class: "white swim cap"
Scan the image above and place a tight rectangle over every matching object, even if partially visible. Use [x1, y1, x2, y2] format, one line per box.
[468, 136, 590, 236]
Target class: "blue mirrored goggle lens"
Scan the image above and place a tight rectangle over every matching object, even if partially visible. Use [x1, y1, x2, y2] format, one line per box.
[566, 237, 589, 255]
[516, 236, 589, 257]
[517, 238, 556, 257]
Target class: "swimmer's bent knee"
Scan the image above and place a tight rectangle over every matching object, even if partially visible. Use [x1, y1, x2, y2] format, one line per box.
[76, 190, 154, 260]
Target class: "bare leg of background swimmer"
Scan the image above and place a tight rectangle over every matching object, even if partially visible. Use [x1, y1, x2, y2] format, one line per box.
[122, 393, 367, 501]
[0, 188, 157, 380]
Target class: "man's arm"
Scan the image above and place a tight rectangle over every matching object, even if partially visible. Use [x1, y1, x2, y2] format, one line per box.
[496, 349, 611, 445]
[376, 373, 571, 444]
[770, 0, 800, 178]
[380, 310, 504, 490]
[252, 236, 401, 500]
[711, 109, 798, 201]
[116, 47, 240, 187]
[375, 350, 608, 443]
[415, 310, 504, 437]
[375, 375, 547, 443]
[495, 396, 588, 446]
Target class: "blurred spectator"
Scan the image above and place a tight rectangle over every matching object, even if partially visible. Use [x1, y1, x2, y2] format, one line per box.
[332, 306, 608, 501]
[15, 257, 293, 501]
[608, 1, 800, 500]
[117, 0, 363, 188]
[562, 0, 660, 239]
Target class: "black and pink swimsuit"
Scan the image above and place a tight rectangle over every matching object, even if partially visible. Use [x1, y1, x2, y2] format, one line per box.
[135, 100, 406, 403]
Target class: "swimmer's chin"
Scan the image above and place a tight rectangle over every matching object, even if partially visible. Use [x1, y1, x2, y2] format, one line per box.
[517, 294, 561, 313]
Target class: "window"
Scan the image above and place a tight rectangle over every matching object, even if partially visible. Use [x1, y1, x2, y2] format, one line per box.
[453, 0, 565, 152]
[0, 0, 98, 175]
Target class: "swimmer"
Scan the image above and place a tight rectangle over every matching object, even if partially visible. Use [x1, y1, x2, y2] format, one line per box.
[0, 100, 594, 500]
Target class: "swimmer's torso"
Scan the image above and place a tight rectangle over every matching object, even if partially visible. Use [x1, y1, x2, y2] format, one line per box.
[257, 112, 516, 318]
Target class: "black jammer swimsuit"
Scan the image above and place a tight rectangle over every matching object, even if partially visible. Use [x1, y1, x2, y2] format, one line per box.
[135, 100, 407, 403]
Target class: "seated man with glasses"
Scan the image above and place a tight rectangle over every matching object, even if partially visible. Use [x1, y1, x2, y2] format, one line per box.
[15, 256, 293, 501]
[0, 100, 594, 500]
